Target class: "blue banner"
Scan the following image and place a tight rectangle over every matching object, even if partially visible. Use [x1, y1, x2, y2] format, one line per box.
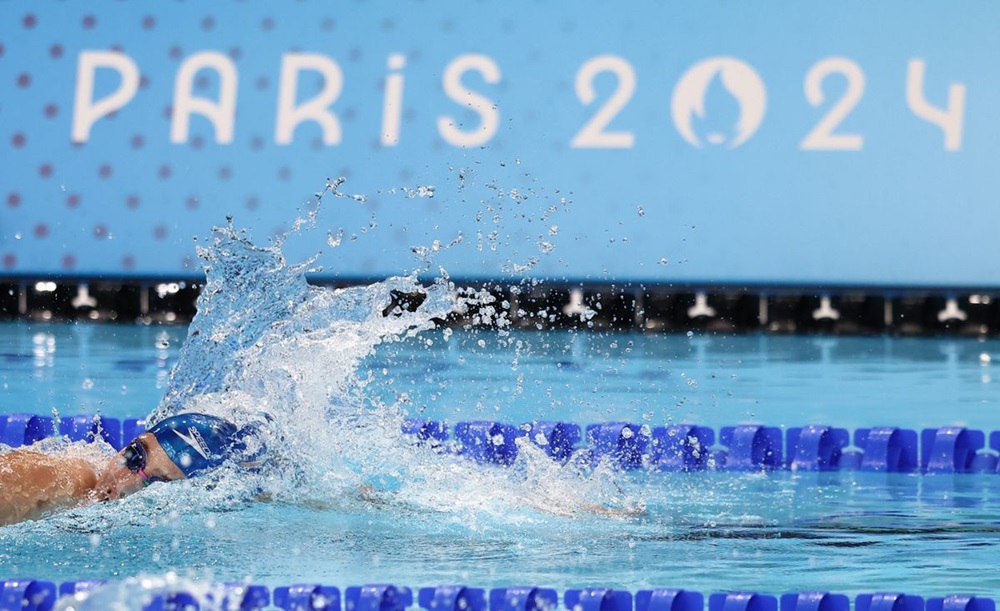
[2, 1, 999, 287]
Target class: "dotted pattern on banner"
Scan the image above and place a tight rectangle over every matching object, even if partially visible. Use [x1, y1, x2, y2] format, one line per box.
[0, 1, 668, 281]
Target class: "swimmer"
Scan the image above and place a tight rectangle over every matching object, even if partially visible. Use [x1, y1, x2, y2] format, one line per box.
[0, 413, 245, 526]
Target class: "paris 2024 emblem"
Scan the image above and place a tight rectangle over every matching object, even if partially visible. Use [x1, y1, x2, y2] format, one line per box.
[671, 57, 767, 149]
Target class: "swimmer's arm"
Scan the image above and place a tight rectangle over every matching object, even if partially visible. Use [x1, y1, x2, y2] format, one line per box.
[0, 450, 98, 526]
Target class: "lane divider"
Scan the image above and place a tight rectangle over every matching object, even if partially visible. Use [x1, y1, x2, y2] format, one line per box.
[1, 581, 996, 611]
[0, 414, 145, 451]
[406, 419, 1000, 474]
[2, 413, 1000, 474]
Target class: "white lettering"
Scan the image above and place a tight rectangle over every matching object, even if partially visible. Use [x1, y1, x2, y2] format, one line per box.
[381, 53, 407, 146]
[275, 53, 343, 145]
[800, 57, 865, 151]
[71, 51, 140, 143]
[437, 53, 501, 147]
[906, 59, 965, 151]
[171, 51, 238, 144]
[571, 55, 636, 149]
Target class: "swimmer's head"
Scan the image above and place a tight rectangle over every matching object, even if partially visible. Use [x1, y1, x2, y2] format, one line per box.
[147, 413, 241, 477]
[97, 412, 260, 501]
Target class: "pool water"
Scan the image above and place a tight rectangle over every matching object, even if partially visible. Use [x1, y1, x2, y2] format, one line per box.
[3, 225, 1000, 605]
[4, 323, 1000, 432]
[4, 321, 1000, 597]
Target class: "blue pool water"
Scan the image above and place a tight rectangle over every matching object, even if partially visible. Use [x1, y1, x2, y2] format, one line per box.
[4, 226, 1000, 606]
[7, 323, 1000, 432]
[4, 322, 1000, 598]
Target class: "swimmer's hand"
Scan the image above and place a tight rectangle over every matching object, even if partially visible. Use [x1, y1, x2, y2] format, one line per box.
[522, 493, 646, 519]
[292, 485, 389, 512]
[578, 501, 646, 519]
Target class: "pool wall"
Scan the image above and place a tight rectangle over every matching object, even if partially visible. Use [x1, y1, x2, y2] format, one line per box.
[3, 281, 1000, 336]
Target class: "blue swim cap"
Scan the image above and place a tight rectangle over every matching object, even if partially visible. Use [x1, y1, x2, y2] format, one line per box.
[147, 413, 241, 477]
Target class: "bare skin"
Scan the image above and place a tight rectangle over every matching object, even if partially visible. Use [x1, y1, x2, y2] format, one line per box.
[0, 433, 186, 526]
[2, 432, 641, 526]
[0, 451, 98, 526]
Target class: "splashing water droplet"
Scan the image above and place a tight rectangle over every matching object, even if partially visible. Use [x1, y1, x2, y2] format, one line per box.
[124, 178, 644, 525]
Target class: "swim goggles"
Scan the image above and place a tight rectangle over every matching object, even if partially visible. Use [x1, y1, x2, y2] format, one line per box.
[121, 438, 166, 486]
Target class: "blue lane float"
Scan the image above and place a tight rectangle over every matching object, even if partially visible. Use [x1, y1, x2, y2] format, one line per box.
[489, 587, 560, 611]
[144, 591, 201, 611]
[0, 414, 146, 450]
[217, 584, 270, 611]
[346, 585, 414, 611]
[855, 594, 923, 611]
[5, 413, 1000, 477]
[2, 581, 1000, 611]
[0, 580, 55, 611]
[709, 593, 778, 611]
[585, 423, 651, 470]
[58, 415, 122, 449]
[527, 421, 581, 462]
[418, 586, 487, 611]
[454, 421, 519, 466]
[717, 426, 783, 471]
[420, 420, 1000, 475]
[0, 414, 53, 448]
[564, 589, 633, 611]
[635, 589, 704, 611]
[273, 584, 340, 611]
[852, 428, 919, 473]
[402, 419, 449, 447]
[920, 427, 985, 474]
[786, 426, 850, 472]
[780, 593, 850, 611]
[926, 595, 997, 611]
[650, 425, 714, 471]
[57, 580, 106, 598]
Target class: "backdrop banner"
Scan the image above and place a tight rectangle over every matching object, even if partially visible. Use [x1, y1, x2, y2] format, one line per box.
[2, 1, 998, 287]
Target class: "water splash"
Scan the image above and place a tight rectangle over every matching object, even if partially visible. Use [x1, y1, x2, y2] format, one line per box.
[134, 177, 640, 524]
[53, 576, 251, 611]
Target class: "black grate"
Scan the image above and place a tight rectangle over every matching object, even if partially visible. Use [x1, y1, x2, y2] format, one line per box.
[0, 278, 997, 336]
